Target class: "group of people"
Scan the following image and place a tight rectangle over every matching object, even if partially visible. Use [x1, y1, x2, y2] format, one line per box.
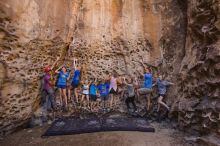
[42, 57, 174, 114]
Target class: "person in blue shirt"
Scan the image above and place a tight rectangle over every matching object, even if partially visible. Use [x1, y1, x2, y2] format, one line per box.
[89, 79, 98, 111]
[104, 79, 110, 109]
[97, 79, 109, 110]
[104, 80, 110, 97]
[137, 67, 153, 111]
[69, 58, 81, 104]
[55, 66, 69, 109]
[156, 75, 174, 112]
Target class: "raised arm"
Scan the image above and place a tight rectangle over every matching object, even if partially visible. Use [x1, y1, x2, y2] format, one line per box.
[51, 56, 60, 70]
[67, 69, 73, 80]
[68, 66, 75, 79]
[167, 81, 174, 85]
[94, 78, 97, 85]
[123, 77, 128, 85]
[117, 77, 123, 84]
[137, 69, 144, 77]
[55, 66, 62, 74]
[134, 77, 139, 87]
[72, 58, 77, 70]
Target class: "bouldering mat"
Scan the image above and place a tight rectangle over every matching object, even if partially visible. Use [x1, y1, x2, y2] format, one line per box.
[42, 117, 155, 137]
[102, 118, 154, 132]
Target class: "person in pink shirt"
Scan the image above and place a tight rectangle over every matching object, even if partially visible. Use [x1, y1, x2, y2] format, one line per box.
[108, 72, 122, 109]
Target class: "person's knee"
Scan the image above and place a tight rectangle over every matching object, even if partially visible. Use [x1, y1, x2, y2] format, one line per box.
[158, 100, 163, 104]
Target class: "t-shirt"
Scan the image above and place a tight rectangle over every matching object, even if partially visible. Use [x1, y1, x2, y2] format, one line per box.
[109, 77, 117, 91]
[97, 83, 108, 96]
[157, 79, 171, 95]
[104, 82, 110, 95]
[127, 83, 135, 97]
[82, 84, 89, 95]
[89, 84, 97, 95]
[43, 73, 52, 91]
[57, 71, 69, 86]
[144, 73, 152, 89]
[72, 69, 80, 84]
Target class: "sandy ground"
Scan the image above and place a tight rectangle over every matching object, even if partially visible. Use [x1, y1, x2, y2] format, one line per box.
[0, 122, 195, 146]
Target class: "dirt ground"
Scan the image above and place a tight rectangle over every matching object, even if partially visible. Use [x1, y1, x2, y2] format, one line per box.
[0, 122, 195, 146]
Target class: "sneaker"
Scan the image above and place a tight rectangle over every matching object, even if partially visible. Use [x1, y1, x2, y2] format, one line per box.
[102, 108, 107, 113]
[62, 106, 68, 112]
[106, 108, 110, 112]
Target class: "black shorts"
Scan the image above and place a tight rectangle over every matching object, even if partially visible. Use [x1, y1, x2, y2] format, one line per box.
[158, 94, 165, 98]
[57, 85, 67, 89]
[109, 88, 117, 94]
[90, 95, 97, 101]
[71, 82, 79, 88]
[101, 95, 109, 101]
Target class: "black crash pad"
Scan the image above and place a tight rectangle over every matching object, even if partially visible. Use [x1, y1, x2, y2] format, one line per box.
[43, 117, 155, 137]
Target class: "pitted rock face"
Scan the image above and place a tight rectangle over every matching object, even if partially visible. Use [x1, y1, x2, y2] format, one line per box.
[0, 1, 220, 145]
[68, 37, 153, 80]
[0, 0, 167, 136]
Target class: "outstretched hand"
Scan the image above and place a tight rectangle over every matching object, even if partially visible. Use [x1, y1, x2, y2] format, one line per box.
[74, 58, 78, 63]
[56, 56, 60, 60]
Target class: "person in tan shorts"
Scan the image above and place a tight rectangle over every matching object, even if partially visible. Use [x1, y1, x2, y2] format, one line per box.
[137, 68, 153, 111]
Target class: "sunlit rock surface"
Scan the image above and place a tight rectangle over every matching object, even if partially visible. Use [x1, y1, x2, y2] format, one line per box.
[0, 0, 219, 145]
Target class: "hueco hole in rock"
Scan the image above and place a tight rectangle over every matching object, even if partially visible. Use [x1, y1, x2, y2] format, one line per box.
[0, 0, 219, 146]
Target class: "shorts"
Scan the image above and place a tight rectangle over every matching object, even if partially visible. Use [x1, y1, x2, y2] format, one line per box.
[71, 82, 79, 88]
[82, 90, 89, 95]
[90, 95, 97, 101]
[44, 88, 54, 94]
[109, 88, 117, 94]
[138, 88, 152, 94]
[158, 94, 165, 97]
[66, 81, 71, 88]
[101, 95, 109, 101]
[57, 85, 67, 89]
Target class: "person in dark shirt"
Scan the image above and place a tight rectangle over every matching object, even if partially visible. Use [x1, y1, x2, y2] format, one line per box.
[43, 57, 59, 111]
[156, 75, 174, 111]
[123, 76, 138, 112]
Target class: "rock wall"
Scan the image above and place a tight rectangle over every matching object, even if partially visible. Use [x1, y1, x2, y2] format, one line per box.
[0, 0, 220, 145]
[0, 0, 167, 136]
[163, 0, 220, 145]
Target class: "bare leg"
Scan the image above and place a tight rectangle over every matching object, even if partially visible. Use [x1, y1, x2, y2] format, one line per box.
[136, 89, 141, 102]
[90, 102, 93, 111]
[74, 88, 78, 103]
[62, 89, 68, 106]
[121, 90, 125, 101]
[135, 89, 140, 102]
[110, 94, 113, 108]
[86, 95, 90, 108]
[59, 88, 62, 106]
[157, 96, 169, 110]
[157, 104, 161, 112]
[147, 96, 151, 111]
[67, 88, 71, 102]
[81, 94, 85, 106]
[102, 99, 105, 109]
[106, 99, 109, 108]
[114, 95, 118, 107]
